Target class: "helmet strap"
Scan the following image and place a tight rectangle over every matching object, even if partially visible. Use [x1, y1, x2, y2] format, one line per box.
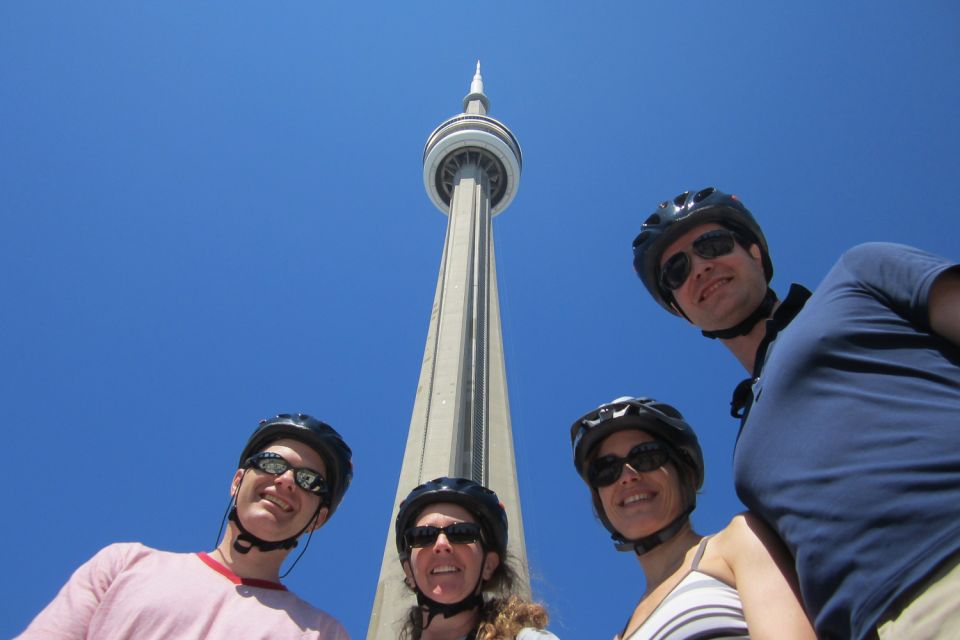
[412, 556, 487, 629]
[614, 504, 694, 556]
[701, 288, 777, 340]
[229, 507, 299, 553]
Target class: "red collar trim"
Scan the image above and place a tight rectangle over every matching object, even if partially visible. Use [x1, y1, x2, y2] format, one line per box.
[197, 552, 288, 591]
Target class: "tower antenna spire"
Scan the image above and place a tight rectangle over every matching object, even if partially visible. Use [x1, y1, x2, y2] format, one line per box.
[463, 59, 490, 114]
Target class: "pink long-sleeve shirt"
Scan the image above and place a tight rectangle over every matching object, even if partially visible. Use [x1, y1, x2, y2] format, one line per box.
[17, 542, 349, 639]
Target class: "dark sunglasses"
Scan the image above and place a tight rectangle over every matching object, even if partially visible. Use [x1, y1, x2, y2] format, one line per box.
[403, 522, 484, 549]
[588, 442, 671, 488]
[659, 229, 740, 291]
[245, 451, 328, 495]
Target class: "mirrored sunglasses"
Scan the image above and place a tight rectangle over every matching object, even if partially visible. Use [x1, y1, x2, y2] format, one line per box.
[659, 229, 740, 291]
[403, 522, 484, 549]
[588, 441, 671, 488]
[245, 451, 328, 495]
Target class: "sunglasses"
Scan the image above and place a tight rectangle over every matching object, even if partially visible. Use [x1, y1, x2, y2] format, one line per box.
[659, 229, 740, 291]
[245, 451, 328, 495]
[403, 522, 484, 549]
[588, 442, 671, 488]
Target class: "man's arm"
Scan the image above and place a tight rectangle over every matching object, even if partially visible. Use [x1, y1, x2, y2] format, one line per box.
[929, 267, 960, 347]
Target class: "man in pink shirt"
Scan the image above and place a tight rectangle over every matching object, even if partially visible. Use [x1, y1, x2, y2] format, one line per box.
[17, 413, 353, 639]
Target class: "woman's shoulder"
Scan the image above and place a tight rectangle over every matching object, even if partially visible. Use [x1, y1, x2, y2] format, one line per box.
[707, 511, 795, 582]
[714, 511, 780, 549]
[694, 513, 777, 582]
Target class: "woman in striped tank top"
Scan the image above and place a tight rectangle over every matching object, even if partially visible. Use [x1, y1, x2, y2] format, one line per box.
[570, 397, 814, 639]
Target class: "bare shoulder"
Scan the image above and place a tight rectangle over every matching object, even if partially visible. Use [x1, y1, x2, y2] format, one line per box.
[713, 513, 795, 577]
[709, 513, 788, 566]
[710, 513, 752, 550]
[691, 517, 754, 585]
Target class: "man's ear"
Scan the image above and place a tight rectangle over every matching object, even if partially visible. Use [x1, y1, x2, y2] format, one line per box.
[308, 506, 330, 532]
[749, 243, 763, 263]
[481, 551, 501, 581]
[230, 469, 244, 497]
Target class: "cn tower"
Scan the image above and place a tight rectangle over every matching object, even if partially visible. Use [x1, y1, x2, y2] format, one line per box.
[367, 63, 528, 638]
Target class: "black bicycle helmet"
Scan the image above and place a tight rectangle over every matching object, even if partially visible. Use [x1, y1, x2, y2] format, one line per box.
[395, 477, 508, 562]
[240, 413, 353, 516]
[632, 187, 772, 315]
[570, 397, 704, 554]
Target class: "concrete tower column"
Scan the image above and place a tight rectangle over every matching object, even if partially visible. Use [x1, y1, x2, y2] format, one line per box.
[367, 63, 527, 639]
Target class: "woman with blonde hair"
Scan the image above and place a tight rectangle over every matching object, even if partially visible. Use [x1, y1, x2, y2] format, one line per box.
[395, 477, 558, 640]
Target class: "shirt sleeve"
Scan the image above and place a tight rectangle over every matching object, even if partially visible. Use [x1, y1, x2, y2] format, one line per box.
[16, 543, 141, 639]
[838, 242, 956, 330]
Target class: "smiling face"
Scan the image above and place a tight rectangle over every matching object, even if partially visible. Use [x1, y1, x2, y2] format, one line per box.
[594, 430, 687, 541]
[659, 222, 768, 331]
[402, 502, 500, 604]
[231, 438, 328, 542]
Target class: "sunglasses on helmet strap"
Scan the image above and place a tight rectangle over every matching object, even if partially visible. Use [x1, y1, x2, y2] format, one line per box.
[588, 441, 672, 488]
[659, 229, 741, 291]
[245, 451, 328, 495]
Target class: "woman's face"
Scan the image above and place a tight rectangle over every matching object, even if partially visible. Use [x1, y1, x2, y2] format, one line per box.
[402, 502, 500, 604]
[594, 430, 687, 541]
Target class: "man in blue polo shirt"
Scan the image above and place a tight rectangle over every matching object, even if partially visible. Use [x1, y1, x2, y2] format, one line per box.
[630, 187, 960, 640]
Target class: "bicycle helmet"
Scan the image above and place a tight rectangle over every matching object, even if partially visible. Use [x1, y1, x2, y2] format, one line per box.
[570, 397, 704, 555]
[632, 187, 772, 315]
[395, 476, 508, 561]
[240, 413, 353, 515]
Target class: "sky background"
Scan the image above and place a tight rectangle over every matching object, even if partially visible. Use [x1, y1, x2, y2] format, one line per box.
[3, 2, 959, 638]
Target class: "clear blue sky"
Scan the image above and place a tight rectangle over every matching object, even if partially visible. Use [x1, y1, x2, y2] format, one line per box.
[2, 2, 958, 638]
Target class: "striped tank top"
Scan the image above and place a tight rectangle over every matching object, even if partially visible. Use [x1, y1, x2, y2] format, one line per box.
[618, 536, 749, 640]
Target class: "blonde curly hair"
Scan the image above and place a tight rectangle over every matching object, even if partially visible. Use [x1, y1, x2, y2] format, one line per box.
[475, 594, 549, 639]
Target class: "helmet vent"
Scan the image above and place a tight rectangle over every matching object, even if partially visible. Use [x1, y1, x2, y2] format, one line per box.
[643, 213, 660, 226]
[693, 188, 715, 203]
[632, 231, 650, 248]
[673, 192, 690, 207]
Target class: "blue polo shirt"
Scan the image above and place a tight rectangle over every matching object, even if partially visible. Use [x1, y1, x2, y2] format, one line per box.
[733, 242, 960, 639]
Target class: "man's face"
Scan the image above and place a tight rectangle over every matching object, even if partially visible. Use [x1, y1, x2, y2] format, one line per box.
[231, 438, 329, 542]
[659, 223, 768, 331]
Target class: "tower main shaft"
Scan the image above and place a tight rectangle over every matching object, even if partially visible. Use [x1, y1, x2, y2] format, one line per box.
[367, 64, 527, 639]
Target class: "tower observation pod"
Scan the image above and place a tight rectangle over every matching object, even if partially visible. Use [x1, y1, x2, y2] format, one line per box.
[366, 63, 529, 639]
